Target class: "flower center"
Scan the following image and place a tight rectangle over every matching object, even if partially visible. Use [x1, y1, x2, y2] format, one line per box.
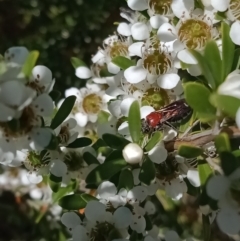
[148, 0, 172, 15]
[178, 19, 212, 49]
[143, 49, 172, 75]
[156, 157, 179, 184]
[142, 87, 169, 110]
[89, 222, 120, 241]
[229, 0, 240, 21]
[58, 125, 70, 144]
[26, 81, 45, 95]
[84, 129, 98, 143]
[108, 41, 129, 59]
[0, 106, 37, 139]
[82, 93, 103, 114]
[64, 151, 85, 171]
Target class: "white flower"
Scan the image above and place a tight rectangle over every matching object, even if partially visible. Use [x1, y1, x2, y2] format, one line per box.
[127, 0, 148, 11]
[54, 118, 78, 146]
[207, 168, 240, 234]
[62, 83, 109, 127]
[61, 201, 132, 241]
[0, 47, 29, 82]
[123, 143, 144, 164]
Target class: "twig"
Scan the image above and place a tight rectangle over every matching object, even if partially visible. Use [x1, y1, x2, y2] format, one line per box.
[164, 126, 240, 152]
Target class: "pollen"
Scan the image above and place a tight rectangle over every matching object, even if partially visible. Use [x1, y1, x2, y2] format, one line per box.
[148, 0, 172, 15]
[178, 19, 212, 50]
[108, 41, 129, 59]
[229, 0, 240, 21]
[142, 87, 169, 110]
[82, 93, 103, 114]
[143, 49, 172, 75]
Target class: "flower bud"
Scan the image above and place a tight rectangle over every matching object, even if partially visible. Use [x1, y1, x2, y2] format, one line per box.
[122, 143, 143, 164]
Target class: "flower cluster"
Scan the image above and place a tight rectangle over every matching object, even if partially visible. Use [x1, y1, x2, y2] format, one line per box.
[2, 0, 240, 240]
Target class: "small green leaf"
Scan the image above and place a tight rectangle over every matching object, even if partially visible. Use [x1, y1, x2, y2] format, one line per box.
[215, 133, 231, 153]
[232, 48, 240, 71]
[102, 133, 130, 149]
[81, 193, 98, 203]
[86, 159, 127, 185]
[92, 138, 107, 150]
[198, 160, 212, 186]
[67, 137, 92, 148]
[144, 131, 163, 152]
[111, 56, 135, 70]
[220, 151, 240, 176]
[189, 50, 216, 89]
[71, 57, 87, 68]
[204, 41, 223, 86]
[185, 178, 200, 196]
[118, 168, 134, 190]
[202, 214, 211, 241]
[97, 110, 110, 124]
[128, 101, 141, 143]
[51, 95, 76, 129]
[83, 152, 99, 165]
[222, 22, 235, 79]
[49, 90, 61, 102]
[139, 158, 156, 185]
[49, 174, 62, 193]
[178, 145, 203, 158]
[184, 82, 216, 120]
[22, 51, 39, 78]
[99, 65, 114, 77]
[58, 194, 87, 210]
[210, 94, 240, 118]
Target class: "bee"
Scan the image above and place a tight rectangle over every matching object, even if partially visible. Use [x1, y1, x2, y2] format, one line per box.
[141, 99, 193, 134]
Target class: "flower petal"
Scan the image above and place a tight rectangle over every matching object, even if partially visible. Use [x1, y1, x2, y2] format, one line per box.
[206, 175, 230, 200]
[130, 214, 146, 233]
[61, 212, 81, 229]
[171, 0, 194, 18]
[85, 200, 106, 222]
[157, 23, 177, 42]
[50, 159, 67, 177]
[32, 65, 52, 84]
[72, 225, 88, 241]
[97, 181, 117, 199]
[127, 0, 148, 11]
[148, 143, 168, 164]
[187, 169, 200, 187]
[27, 172, 43, 184]
[120, 97, 136, 117]
[113, 207, 132, 229]
[75, 112, 88, 127]
[108, 62, 120, 74]
[117, 22, 131, 36]
[150, 15, 168, 29]
[157, 73, 180, 89]
[32, 93, 54, 117]
[178, 49, 198, 64]
[131, 22, 150, 40]
[211, 0, 230, 12]
[128, 42, 145, 58]
[230, 21, 240, 46]
[165, 230, 180, 241]
[75, 66, 92, 79]
[140, 106, 155, 119]
[124, 66, 147, 84]
[4, 46, 29, 65]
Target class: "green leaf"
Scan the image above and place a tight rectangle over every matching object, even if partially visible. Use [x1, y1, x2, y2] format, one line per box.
[210, 94, 240, 118]
[111, 56, 135, 70]
[220, 151, 240, 176]
[58, 194, 87, 210]
[50, 95, 76, 129]
[118, 168, 134, 190]
[178, 145, 203, 158]
[204, 41, 223, 86]
[67, 137, 92, 148]
[49, 174, 62, 193]
[102, 133, 130, 149]
[144, 131, 163, 152]
[189, 50, 216, 89]
[184, 82, 216, 120]
[128, 101, 141, 143]
[71, 57, 87, 68]
[185, 178, 200, 196]
[99, 65, 114, 77]
[202, 214, 211, 241]
[139, 158, 156, 185]
[215, 133, 231, 153]
[98, 110, 110, 124]
[83, 152, 99, 165]
[22, 51, 39, 78]
[81, 193, 98, 203]
[105, 150, 123, 162]
[49, 90, 61, 102]
[198, 160, 212, 186]
[86, 159, 127, 185]
[232, 48, 240, 71]
[222, 22, 235, 79]
[92, 138, 107, 150]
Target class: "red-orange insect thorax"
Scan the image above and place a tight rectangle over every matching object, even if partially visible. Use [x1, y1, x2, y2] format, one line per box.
[146, 112, 163, 128]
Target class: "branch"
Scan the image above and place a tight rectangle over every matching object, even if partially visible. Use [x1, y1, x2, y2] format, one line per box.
[165, 126, 240, 152]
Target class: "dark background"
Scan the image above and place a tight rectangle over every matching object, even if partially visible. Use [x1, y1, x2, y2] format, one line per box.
[0, 0, 127, 94]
